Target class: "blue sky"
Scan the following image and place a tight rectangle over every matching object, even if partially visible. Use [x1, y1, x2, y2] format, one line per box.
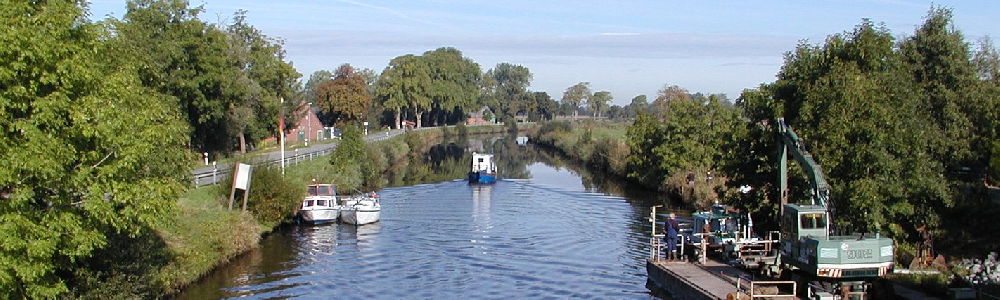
[88, 0, 999, 106]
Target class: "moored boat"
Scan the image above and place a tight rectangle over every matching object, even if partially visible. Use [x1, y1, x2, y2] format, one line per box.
[298, 183, 340, 225]
[340, 192, 381, 225]
[684, 202, 778, 267]
[467, 152, 497, 184]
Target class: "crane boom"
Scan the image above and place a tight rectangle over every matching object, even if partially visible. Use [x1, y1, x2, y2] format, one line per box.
[777, 118, 831, 211]
[771, 118, 893, 297]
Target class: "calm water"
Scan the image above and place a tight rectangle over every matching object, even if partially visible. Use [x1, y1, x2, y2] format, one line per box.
[175, 143, 677, 299]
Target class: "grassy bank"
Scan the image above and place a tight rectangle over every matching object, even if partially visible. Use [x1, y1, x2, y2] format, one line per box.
[530, 120, 723, 210]
[154, 186, 264, 294]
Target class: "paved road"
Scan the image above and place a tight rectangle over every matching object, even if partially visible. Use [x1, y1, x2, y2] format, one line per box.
[191, 129, 407, 186]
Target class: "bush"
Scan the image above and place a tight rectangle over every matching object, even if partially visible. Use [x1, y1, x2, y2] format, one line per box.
[243, 165, 303, 226]
[219, 162, 303, 226]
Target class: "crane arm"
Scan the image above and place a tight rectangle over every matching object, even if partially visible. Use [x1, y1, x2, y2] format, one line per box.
[777, 118, 831, 208]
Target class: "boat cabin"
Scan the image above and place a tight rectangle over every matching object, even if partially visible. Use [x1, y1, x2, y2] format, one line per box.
[471, 152, 496, 174]
[303, 183, 337, 209]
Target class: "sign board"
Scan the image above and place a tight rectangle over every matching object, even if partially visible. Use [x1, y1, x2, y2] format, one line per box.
[234, 163, 252, 190]
[229, 163, 253, 211]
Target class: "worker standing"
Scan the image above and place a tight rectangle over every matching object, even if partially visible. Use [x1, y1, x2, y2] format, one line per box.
[664, 213, 680, 260]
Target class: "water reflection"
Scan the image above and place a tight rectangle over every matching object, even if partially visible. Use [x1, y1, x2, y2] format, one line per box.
[176, 131, 679, 299]
[470, 184, 491, 233]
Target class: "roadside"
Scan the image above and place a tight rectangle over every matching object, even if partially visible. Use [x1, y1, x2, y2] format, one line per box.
[190, 128, 406, 185]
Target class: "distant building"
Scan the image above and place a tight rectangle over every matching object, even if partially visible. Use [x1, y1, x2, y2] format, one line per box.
[466, 106, 495, 125]
[264, 105, 325, 145]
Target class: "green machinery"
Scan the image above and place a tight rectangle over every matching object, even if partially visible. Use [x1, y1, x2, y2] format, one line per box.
[774, 118, 894, 299]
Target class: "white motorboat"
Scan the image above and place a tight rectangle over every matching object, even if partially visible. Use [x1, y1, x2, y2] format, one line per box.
[298, 183, 340, 225]
[340, 192, 381, 225]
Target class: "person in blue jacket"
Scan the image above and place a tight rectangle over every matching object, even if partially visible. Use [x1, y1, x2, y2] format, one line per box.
[664, 213, 680, 260]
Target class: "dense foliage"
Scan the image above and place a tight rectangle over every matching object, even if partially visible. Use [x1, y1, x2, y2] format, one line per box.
[535, 8, 999, 257]
[731, 8, 999, 245]
[0, 1, 191, 297]
[110, 0, 300, 155]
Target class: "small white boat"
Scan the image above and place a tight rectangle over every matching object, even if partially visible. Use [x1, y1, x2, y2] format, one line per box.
[340, 192, 381, 225]
[298, 183, 340, 225]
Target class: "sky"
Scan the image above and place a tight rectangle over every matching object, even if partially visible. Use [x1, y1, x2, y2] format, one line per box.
[87, 0, 1000, 106]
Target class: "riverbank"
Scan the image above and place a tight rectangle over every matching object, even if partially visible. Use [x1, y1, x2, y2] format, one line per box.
[528, 119, 1000, 299]
[142, 124, 521, 296]
[528, 119, 724, 210]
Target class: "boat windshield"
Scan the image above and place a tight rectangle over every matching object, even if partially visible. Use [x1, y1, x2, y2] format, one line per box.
[307, 185, 318, 196]
[317, 186, 332, 195]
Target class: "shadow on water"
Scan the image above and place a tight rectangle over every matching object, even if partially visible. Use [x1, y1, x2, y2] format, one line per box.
[175, 132, 678, 299]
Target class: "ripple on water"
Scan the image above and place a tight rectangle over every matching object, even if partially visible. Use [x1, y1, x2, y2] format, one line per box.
[182, 175, 664, 299]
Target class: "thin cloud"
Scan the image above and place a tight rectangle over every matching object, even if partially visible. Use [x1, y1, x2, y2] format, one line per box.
[335, 0, 449, 29]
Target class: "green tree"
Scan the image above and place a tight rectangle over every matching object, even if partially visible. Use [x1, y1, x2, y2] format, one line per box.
[225, 10, 300, 151]
[626, 95, 649, 118]
[561, 82, 590, 119]
[114, 0, 254, 155]
[0, 1, 190, 297]
[485, 63, 533, 121]
[900, 7, 979, 173]
[625, 113, 667, 186]
[651, 84, 690, 116]
[531, 91, 557, 121]
[739, 19, 950, 239]
[422, 47, 482, 126]
[329, 124, 371, 190]
[589, 91, 612, 118]
[973, 38, 1000, 180]
[375, 54, 431, 129]
[303, 70, 333, 106]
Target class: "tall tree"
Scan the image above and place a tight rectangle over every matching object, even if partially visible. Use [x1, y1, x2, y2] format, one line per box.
[485, 63, 532, 122]
[652, 84, 690, 116]
[972, 37, 1000, 180]
[561, 82, 590, 119]
[627, 95, 649, 118]
[303, 70, 333, 106]
[531, 91, 557, 121]
[226, 11, 300, 151]
[422, 47, 482, 126]
[737, 19, 950, 240]
[375, 54, 430, 129]
[114, 0, 250, 154]
[0, 1, 190, 297]
[315, 63, 372, 125]
[589, 91, 612, 118]
[900, 7, 978, 172]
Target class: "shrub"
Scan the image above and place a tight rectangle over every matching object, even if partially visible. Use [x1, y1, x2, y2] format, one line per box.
[218, 162, 303, 226]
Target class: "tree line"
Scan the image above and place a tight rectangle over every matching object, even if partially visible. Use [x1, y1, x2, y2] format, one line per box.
[599, 7, 999, 255]
[0, 1, 679, 297]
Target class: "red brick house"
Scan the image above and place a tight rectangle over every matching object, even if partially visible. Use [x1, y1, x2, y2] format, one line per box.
[264, 105, 325, 146]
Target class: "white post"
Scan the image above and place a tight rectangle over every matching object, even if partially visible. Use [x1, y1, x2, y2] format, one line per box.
[280, 97, 285, 176]
[650, 205, 662, 261]
[305, 102, 312, 147]
[203, 152, 209, 165]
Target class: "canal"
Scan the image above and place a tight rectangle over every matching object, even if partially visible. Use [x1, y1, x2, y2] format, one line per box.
[175, 135, 680, 299]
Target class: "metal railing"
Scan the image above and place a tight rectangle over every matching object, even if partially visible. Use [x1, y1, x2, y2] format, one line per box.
[735, 275, 797, 299]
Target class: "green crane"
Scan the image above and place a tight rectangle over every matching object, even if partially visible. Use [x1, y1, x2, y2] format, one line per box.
[774, 118, 895, 299]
